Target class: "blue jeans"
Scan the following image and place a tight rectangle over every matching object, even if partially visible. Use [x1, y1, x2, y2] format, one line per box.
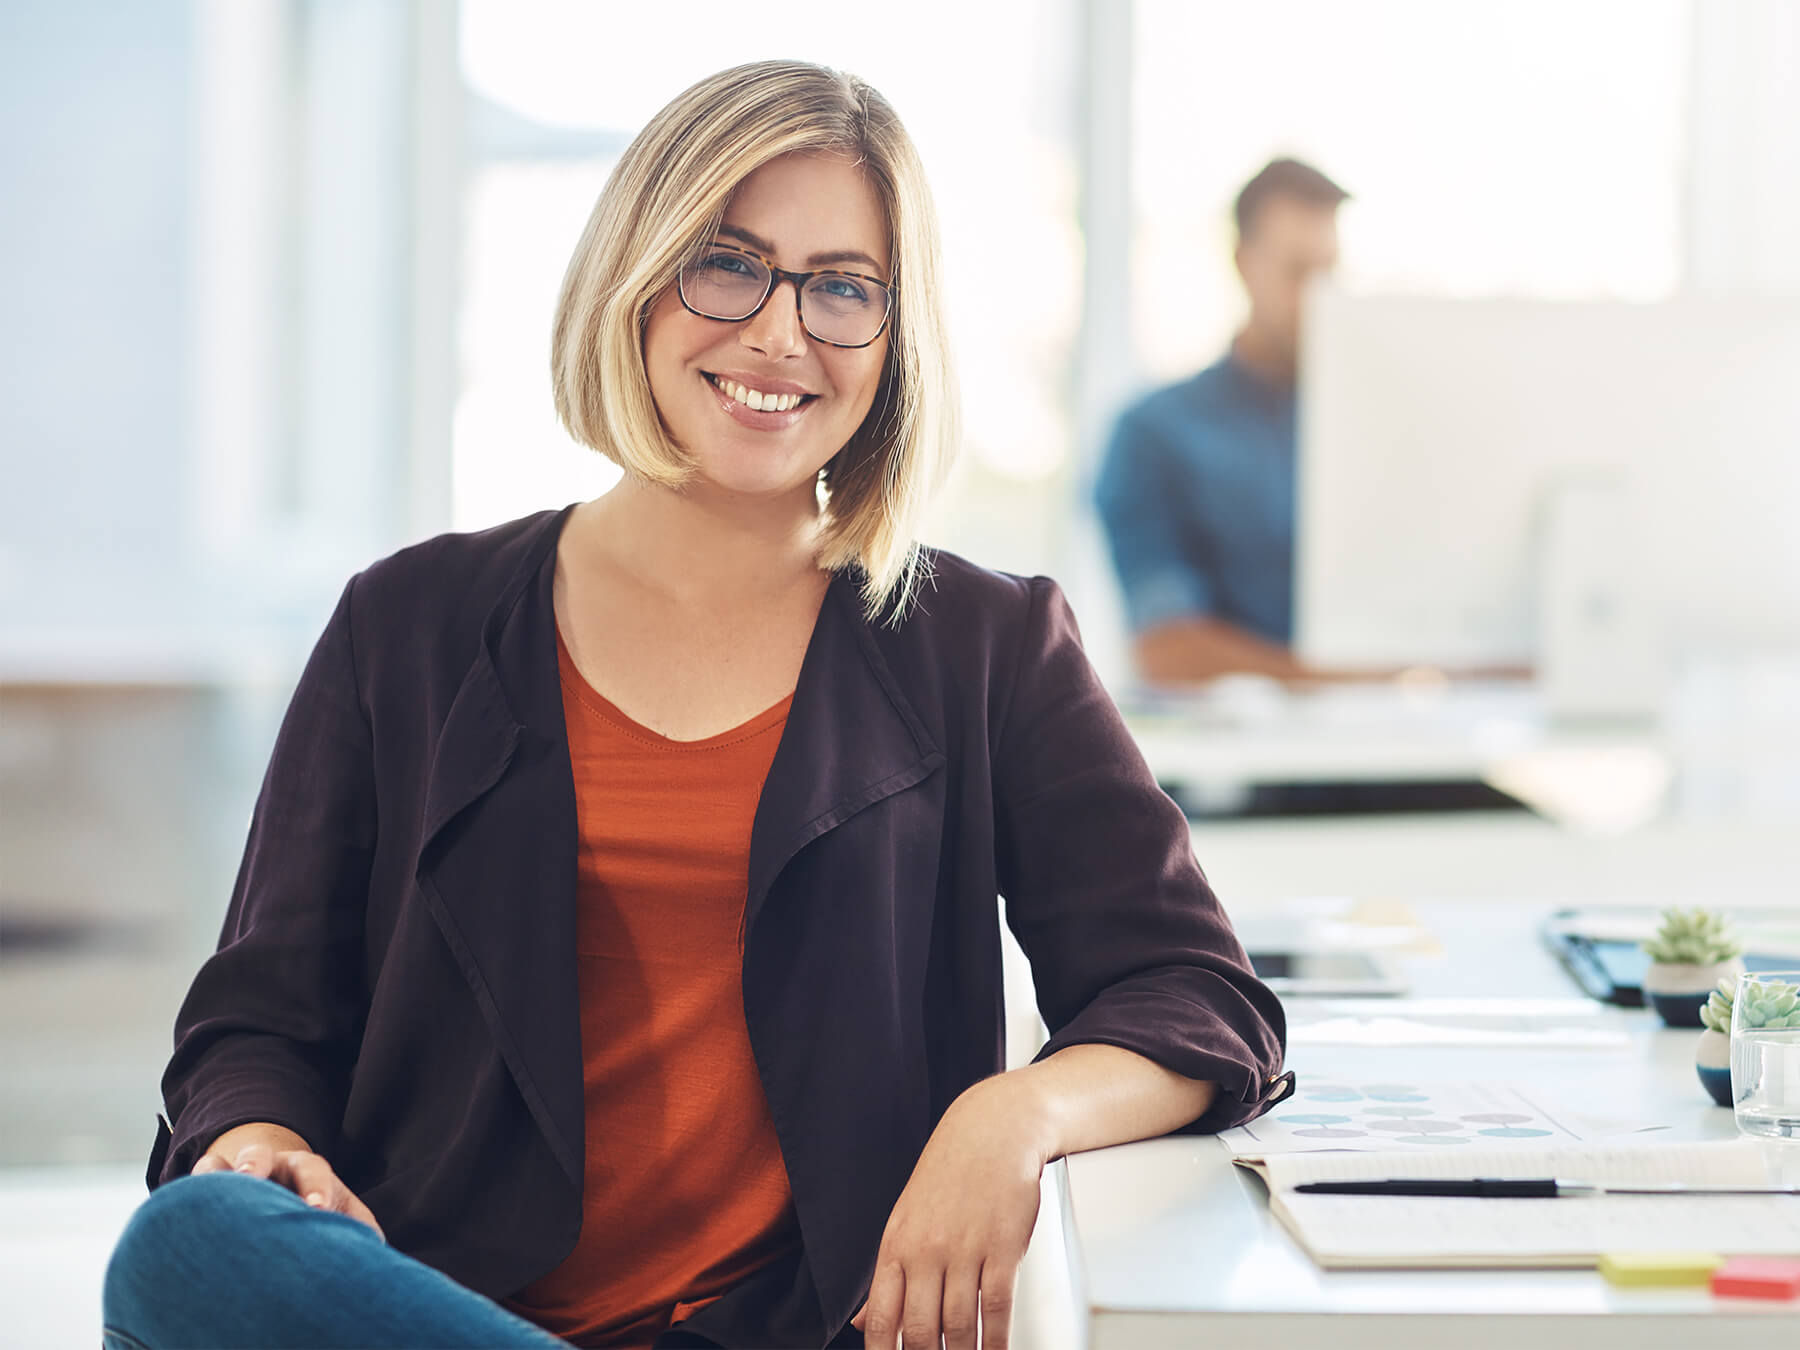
[102, 1171, 573, 1349]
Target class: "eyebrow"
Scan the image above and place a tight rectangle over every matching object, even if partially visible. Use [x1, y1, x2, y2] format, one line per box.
[717, 223, 888, 277]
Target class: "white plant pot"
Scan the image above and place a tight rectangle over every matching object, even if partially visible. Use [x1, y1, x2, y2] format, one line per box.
[1642, 957, 1744, 997]
[1644, 957, 1743, 1027]
[1696, 1026, 1731, 1071]
[1696, 1026, 1733, 1105]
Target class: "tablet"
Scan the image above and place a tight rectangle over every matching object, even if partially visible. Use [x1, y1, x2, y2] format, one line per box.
[1542, 907, 1800, 1007]
[1247, 948, 1409, 997]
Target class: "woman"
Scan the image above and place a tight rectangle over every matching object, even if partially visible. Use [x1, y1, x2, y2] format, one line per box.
[103, 60, 1289, 1350]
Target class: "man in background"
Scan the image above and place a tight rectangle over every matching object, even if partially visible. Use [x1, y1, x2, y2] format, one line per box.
[1095, 157, 1348, 684]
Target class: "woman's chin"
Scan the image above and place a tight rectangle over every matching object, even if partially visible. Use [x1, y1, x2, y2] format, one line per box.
[681, 445, 829, 505]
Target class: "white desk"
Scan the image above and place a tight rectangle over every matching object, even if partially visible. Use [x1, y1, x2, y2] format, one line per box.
[1122, 680, 1557, 789]
[1188, 811, 1800, 914]
[1057, 899, 1800, 1349]
[1121, 670, 1800, 832]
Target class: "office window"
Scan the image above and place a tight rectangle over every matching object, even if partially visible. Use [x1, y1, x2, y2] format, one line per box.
[1130, 0, 1689, 380]
[455, 156, 624, 527]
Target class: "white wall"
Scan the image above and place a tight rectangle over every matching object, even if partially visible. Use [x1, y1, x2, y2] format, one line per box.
[0, 1, 195, 639]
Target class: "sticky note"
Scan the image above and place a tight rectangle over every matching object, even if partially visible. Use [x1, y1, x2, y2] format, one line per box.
[1711, 1257, 1800, 1300]
[1598, 1252, 1724, 1287]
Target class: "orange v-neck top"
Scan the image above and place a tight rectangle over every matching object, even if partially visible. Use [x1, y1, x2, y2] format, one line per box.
[499, 630, 802, 1349]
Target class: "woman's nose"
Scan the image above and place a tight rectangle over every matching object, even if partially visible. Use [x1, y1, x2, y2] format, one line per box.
[737, 278, 809, 358]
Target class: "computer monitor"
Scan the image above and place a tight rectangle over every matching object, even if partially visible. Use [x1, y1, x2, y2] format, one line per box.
[1294, 291, 1800, 685]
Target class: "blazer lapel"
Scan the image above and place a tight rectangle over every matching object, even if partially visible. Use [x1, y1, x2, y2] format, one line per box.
[746, 572, 945, 940]
[416, 645, 522, 857]
[414, 510, 585, 1193]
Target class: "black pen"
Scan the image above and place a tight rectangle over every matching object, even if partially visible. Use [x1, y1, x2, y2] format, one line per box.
[1293, 1178, 1800, 1197]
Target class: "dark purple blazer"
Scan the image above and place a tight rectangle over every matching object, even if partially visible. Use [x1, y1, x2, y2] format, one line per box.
[149, 506, 1289, 1348]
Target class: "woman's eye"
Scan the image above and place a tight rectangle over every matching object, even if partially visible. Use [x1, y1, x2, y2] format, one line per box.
[702, 252, 754, 276]
[817, 276, 871, 303]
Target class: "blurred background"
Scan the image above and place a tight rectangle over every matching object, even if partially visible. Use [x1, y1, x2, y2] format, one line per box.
[3, 2, 1799, 1331]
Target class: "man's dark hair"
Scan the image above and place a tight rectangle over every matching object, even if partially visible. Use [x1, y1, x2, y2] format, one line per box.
[1234, 158, 1350, 241]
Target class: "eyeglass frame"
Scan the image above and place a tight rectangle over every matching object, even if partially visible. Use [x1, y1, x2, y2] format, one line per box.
[675, 240, 898, 350]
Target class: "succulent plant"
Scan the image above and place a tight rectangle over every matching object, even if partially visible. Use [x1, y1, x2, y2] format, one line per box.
[1641, 907, 1742, 966]
[1699, 977, 1736, 1033]
[1701, 974, 1800, 1033]
[1723, 976, 1800, 1031]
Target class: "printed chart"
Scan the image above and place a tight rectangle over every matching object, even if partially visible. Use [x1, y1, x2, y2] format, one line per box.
[1220, 1080, 1589, 1155]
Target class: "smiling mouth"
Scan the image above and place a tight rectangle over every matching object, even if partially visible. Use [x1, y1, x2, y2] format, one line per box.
[702, 372, 818, 413]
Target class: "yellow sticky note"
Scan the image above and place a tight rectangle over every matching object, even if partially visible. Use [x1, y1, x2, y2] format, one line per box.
[1598, 1252, 1724, 1287]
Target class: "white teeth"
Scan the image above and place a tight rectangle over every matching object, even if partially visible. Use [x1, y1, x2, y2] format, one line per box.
[713, 376, 802, 411]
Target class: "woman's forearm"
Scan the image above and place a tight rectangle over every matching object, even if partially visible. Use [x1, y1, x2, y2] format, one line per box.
[980, 1042, 1218, 1164]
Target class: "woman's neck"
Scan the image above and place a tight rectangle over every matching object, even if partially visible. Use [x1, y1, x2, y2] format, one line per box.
[571, 476, 828, 613]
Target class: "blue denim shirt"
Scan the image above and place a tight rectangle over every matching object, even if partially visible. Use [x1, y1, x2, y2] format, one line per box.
[1094, 354, 1297, 644]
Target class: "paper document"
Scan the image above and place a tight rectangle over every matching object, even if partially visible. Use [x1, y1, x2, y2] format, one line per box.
[1238, 1140, 1800, 1269]
[1219, 1080, 1648, 1156]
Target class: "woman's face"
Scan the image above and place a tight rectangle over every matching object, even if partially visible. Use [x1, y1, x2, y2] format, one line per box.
[642, 151, 892, 508]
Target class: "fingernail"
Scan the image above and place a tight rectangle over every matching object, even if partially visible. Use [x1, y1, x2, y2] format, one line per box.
[306, 1193, 325, 1207]
[236, 1162, 254, 1172]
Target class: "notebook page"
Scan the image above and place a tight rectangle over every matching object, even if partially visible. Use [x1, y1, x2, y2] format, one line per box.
[1261, 1140, 1771, 1192]
[1283, 1193, 1800, 1266]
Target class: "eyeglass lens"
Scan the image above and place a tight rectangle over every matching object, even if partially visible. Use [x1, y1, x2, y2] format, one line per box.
[680, 247, 889, 347]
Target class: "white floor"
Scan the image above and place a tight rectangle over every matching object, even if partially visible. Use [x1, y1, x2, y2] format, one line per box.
[1, 1163, 143, 1350]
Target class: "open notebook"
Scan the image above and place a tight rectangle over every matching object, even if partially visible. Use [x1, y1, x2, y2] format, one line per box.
[1235, 1141, 1800, 1269]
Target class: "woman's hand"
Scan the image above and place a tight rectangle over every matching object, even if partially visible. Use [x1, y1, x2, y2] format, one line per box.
[191, 1123, 385, 1242]
[851, 1076, 1051, 1350]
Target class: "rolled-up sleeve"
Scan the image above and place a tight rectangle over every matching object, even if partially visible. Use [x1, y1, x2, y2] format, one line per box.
[993, 576, 1288, 1132]
[148, 575, 377, 1188]
[1093, 411, 1215, 633]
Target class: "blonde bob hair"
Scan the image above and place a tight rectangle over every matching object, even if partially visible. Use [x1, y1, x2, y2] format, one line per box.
[550, 60, 959, 623]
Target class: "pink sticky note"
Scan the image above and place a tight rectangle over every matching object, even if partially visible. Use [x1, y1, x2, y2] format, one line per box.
[1711, 1257, 1800, 1301]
